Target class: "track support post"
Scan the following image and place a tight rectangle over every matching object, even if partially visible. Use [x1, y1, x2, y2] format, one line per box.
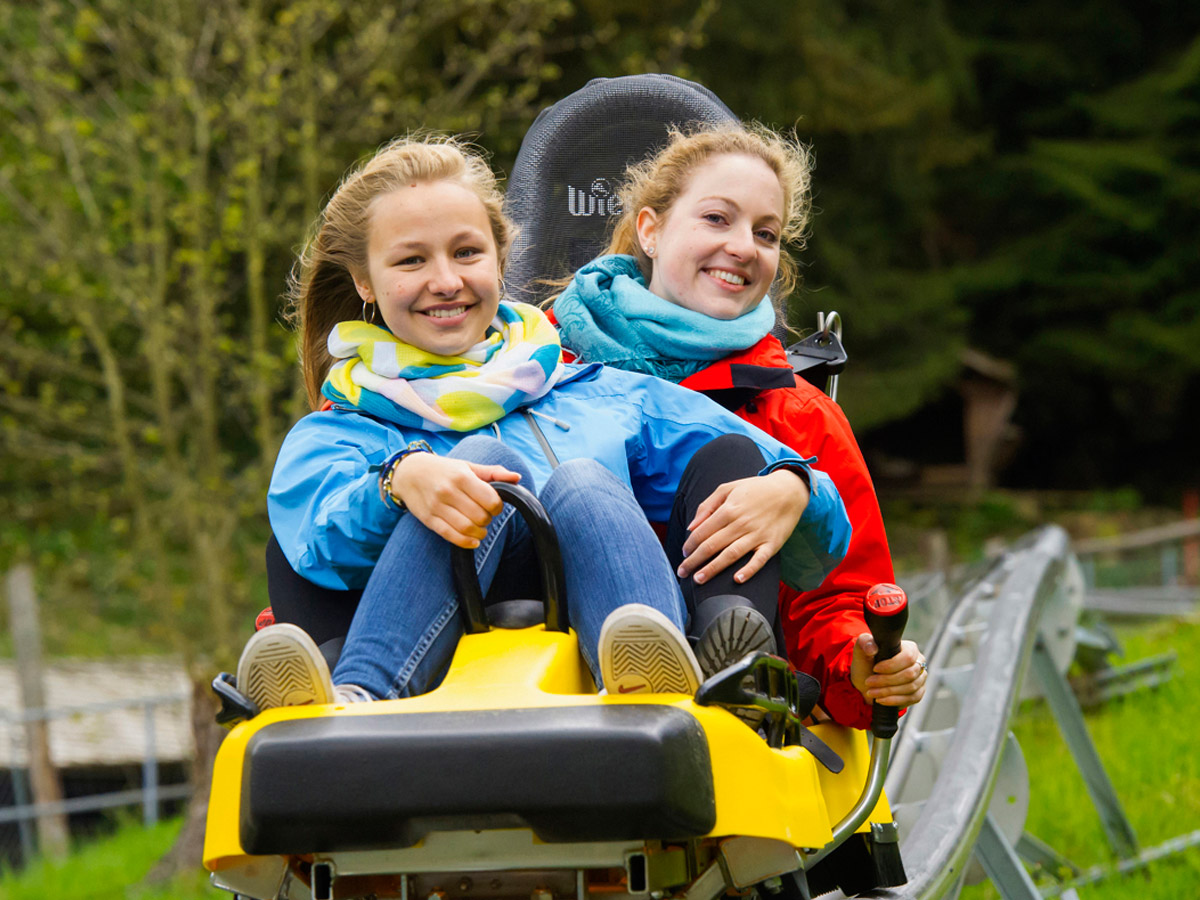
[1030, 634, 1139, 859]
[975, 814, 1043, 900]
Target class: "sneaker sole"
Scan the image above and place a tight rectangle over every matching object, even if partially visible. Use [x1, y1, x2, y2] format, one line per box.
[694, 605, 776, 679]
[600, 605, 702, 695]
[236, 623, 334, 711]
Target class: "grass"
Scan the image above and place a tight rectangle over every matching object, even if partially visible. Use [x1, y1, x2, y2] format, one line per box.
[0, 817, 209, 900]
[961, 615, 1200, 899]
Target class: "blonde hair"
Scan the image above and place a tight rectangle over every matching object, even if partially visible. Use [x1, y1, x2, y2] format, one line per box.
[601, 122, 812, 304]
[287, 134, 514, 409]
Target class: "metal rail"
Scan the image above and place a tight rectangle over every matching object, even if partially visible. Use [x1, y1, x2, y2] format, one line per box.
[822, 527, 1073, 899]
[896, 528, 1067, 899]
[820, 520, 1199, 899]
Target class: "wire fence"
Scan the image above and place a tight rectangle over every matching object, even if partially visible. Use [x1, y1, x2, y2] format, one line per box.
[1073, 518, 1200, 616]
[0, 692, 192, 869]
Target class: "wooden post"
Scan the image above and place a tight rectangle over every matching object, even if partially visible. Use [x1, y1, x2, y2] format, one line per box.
[6, 565, 70, 858]
[959, 350, 1017, 497]
[1183, 489, 1199, 586]
[923, 528, 951, 580]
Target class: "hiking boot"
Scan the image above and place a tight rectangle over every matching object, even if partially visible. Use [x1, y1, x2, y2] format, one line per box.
[692, 596, 778, 728]
[692, 595, 777, 679]
[236, 623, 371, 711]
[599, 604, 703, 696]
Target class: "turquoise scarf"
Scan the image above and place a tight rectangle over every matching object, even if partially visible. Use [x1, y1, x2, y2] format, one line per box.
[553, 254, 775, 383]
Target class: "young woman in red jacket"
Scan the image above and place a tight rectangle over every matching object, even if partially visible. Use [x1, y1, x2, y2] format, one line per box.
[552, 123, 927, 729]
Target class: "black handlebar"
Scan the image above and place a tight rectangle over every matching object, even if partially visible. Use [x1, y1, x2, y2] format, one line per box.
[451, 482, 568, 634]
[863, 583, 908, 739]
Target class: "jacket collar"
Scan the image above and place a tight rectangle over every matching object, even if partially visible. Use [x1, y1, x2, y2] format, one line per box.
[680, 335, 795, 392]
[674, 335, 796, 412]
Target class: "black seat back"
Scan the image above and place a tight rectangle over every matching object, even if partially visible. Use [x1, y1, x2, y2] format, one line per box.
[502, 74, 736, 305]
[266, 533, 360, 669]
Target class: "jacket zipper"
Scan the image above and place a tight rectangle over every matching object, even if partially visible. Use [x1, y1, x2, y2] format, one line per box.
[521, 410, 561, 469]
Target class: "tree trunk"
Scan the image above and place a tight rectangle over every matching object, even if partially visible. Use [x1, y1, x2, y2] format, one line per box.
[145, 677, 226, 884]
[7, 565, 69, 859]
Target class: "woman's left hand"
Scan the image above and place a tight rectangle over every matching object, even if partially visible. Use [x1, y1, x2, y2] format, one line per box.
[677, 468, 809, 585]
[851, 636, 928, 708]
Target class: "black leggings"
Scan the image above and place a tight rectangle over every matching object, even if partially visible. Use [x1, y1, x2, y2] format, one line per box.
[266, 533, 361, 645]
[665, 434, 782, 638]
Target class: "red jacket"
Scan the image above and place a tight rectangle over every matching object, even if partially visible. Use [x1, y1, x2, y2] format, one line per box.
[553, 313, 893, 729]
[675, 335, 894, 729]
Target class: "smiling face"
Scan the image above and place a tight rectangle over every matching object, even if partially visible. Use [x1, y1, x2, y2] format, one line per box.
[353, 180, 501, 357]
[636, 153, 785, 320]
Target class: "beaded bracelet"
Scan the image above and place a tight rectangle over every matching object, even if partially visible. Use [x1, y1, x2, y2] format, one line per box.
[378, 440, 434, 510]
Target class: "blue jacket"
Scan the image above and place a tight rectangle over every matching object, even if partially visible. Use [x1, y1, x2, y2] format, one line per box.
[270, 363, 851, 592]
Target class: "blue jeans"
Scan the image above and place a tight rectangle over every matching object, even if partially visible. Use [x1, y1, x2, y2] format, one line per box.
[332, 436, 688, 699]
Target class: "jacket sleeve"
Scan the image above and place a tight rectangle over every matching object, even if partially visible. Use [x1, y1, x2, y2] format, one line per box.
[767, 388, 898, 730]
[760, 462, 854, 592]
[624, 375, 851, 592]
[267, 412, 408, 591]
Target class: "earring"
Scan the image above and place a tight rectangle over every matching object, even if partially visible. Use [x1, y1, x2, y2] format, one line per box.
[644, 246, 656, 257]
[362, 299, 377, 324]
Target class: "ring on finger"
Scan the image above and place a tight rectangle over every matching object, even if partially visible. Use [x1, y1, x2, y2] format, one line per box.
[918, 658, 929, 674]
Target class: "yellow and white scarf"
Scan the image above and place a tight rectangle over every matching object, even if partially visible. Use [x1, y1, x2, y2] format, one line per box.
[322, 302, 565, 432]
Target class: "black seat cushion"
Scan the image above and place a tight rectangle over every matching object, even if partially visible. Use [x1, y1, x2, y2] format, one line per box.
[240, 704, 716, 853]
[486, 598, 547, 629]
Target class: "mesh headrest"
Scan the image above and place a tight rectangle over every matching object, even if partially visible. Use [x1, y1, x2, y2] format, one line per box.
[503, 75, 736, 305]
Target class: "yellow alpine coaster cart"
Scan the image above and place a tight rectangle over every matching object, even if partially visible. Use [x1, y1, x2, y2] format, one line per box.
[202, 481, 911, 900]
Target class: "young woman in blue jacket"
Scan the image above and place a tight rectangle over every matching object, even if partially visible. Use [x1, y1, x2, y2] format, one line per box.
[236, 135, 851, 711]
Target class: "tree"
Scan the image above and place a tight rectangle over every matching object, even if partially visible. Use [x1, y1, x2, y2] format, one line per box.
[709, 0, 983, 431]
[0, 0, 573, 872]
[540, 0, 982, 430]
[937, 2, 1200, 492]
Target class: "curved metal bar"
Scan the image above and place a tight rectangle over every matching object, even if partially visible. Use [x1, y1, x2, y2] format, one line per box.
[841, 526, 1070, 900]
[804, 736, 893, 869]
[817, 311, 843, 402]
[818, 310, 842, 341]
[451, 482, 569, 634]
[885, 553, 1015, 796]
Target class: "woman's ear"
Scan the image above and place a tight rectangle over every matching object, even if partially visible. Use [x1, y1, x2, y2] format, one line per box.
[352, 273, 373, 303]
[635, 207, 660, 257]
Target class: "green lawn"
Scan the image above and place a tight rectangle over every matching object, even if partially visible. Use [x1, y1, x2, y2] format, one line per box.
[0, 818, 209, 900]
[962, 615, 1200, 899]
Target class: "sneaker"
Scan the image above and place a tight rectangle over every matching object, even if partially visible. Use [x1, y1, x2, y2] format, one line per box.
[333, 684, 374, 704]
[599, 604, 703, 695]
[692, 595, 777, 679]
[236, 623, 336, 710]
